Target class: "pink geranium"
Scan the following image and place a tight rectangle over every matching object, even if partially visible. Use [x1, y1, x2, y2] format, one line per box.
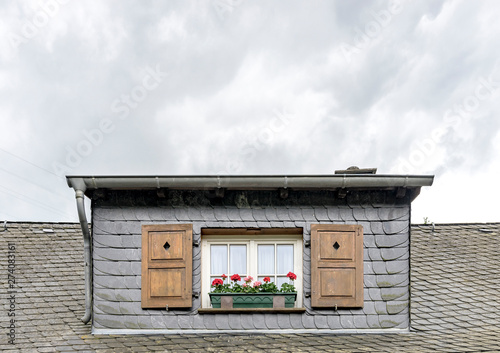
[253, 281, 262, 288]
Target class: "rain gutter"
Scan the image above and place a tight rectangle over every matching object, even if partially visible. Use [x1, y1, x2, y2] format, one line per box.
[66, 178, 92, 324]
[66, 174, 434, 193]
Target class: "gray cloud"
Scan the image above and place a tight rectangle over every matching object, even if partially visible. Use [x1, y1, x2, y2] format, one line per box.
[0, 0, 499, 222]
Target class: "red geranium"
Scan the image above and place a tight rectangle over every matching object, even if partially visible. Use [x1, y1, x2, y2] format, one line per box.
[230, 274, 241, 282]
[212, 278, 223, 286]
[286, 272, 297, 280]
[221, 274, 227, 279]
[263, 277, 271, 283]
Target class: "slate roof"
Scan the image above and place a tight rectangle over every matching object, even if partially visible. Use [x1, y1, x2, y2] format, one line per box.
[1, 222, 499, 352]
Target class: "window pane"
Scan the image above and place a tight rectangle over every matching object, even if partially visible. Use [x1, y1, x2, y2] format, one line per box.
[229, 245, 246, 275]
[277, 244, 293, 274]
[258, 245, 275, 274]
[277, 276, 288, 288]
[210, 245, 227, 275]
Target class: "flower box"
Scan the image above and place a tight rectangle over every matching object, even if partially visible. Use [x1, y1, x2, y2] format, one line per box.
[209, 292, 297, 309]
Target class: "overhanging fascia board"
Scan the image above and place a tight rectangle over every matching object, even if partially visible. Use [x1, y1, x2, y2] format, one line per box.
[66, 175, 434, 193]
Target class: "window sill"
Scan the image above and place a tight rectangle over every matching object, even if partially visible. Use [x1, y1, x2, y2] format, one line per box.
[198, 308, 306, 314]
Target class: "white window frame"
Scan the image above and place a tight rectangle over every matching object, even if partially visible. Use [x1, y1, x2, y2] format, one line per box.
[201, 233, 303, 308]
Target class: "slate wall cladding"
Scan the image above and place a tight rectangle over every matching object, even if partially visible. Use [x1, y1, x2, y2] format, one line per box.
[91, 190, 411, 331]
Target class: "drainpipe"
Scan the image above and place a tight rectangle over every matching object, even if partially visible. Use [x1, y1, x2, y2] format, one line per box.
[74, 188, 92, 324]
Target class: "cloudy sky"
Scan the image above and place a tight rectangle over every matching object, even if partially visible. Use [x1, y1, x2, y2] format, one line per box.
[1, 0, 499, 224]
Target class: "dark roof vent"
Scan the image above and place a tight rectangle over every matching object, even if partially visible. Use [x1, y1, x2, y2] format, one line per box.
[335, 166, 377, 174]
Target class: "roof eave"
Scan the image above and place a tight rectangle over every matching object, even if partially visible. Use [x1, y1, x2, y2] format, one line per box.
[66, 174, 434, 193]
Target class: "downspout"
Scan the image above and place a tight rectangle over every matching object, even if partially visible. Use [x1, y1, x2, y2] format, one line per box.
[75, 188, 92, 324]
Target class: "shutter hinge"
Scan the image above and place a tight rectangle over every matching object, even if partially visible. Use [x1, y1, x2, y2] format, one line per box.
[192, 291, 200, 298]
[304, 240, 311, 247]
[193, 239, 200, 247]
[305, 291, 311, 298]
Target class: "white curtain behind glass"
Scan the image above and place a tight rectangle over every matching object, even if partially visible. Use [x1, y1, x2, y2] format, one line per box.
[229, 245, 247, 276]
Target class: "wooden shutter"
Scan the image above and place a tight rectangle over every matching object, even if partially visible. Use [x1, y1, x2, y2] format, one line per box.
[141, 224, 192, 308]
[311, 224, 363, 308]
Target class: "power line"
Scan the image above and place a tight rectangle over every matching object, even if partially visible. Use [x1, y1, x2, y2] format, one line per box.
[0, 147, 64, 180]
[0, 166, 68, 199]
[0, 186, 73, 219]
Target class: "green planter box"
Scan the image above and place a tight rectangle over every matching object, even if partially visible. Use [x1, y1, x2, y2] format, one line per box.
[209, 292, 297, 308]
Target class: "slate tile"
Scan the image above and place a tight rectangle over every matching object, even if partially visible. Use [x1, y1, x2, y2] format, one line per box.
[353, 315, 369, 329]
[352, 208, 367, 221]
[312, 206, 329, 221]
[379, 314, 407, 328]
[339, 207, 354, 222]
[276, 314, 292, 329]
[387, 301, 409, 314]
[264, 314, 280, 329]
[366, 315, 381, 328]
[363, 234, 376, 248]
[287, 207, 304, 221]
[340, 315, 354, 329]
[121, 235, 141, 248]
[383, 221, 408, 235]
[358, 221, 372, 235]
[135, 209, 150, 221]
[94, 234, 122, 248]
[174, 208, 190, 221]
[252, 208, 268, 221]
[376, 274, 409, 288]
[289, 313, 303, 329]
[119, 302, 143, 315]
[380, 247, 409, 261]
[270, 221, 285, 228]
[264, 207, 279, 221]
[187, 208, 203, 221]
[381, 287, 409, 301]
[94, 315, 128, 329]
[368, 288, 383, 301]
[239, 208, 255, 221]
[276, 208, 292, 221]
[362, 302, 376, 315]
[94, 301, 121, 315]
[375, 234, 409, 248]
[363, 207, 379, 222]
[326, 314, 341, 329]
[370, 221, 384, 235]
[257, 221, 272, 228]
[313, 315, 329, 329]
[386, 260, 409, 275]
[120, 208, 141, 221]
[301, 207, 317, 222]
[252, 313, 267, 329]
[226, 208, 242, 221]
[325, 206, 341, 221]
[200, 207, 215, 222]
[96, 207, 124, 221]
[215, 315, 231, 330]
[158, 315, 178, 329]
[364, 261, 375, 275]
[378, 207, 409, 221]
[301, 313, 316, 329]
[364, 274, 378, 288]
[203, 314, 217, 330]
[227, 314, 243, 330]
[240, 314, 255, 329]
[213, 208, 230, 221]
[191, 315, 206, 329]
